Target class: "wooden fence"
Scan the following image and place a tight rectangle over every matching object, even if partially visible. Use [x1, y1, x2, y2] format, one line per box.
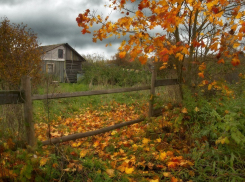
[0, 67, 179, 146]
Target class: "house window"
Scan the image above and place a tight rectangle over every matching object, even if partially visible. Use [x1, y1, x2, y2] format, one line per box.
[58, 49, 63, 58]
[47, 63, 54, 73]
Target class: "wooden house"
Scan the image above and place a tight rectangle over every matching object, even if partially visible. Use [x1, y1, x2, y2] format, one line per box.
[39, 43, 86, 83]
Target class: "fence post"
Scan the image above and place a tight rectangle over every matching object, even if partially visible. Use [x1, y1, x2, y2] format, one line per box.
[21, 76, 35, 147]
[148, 65, 156, 117]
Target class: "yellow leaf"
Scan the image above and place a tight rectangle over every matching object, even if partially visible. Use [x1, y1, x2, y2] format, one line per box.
[233, 42, 240, 48]
[181, 107, 188, 113]
[111, 130, 117, 135]
[80, 150, 88, 158]
[132, 144, 138, 151]
[163, 172, 172, 177]
[175, 53, 184, 61]
[106, 169, 115, 177]
[40, 158, 48, 166]
[194, 107, 199, 112]
[117, 165, 125, 172]
[63, 168, 71, 172]
[182, 47, 189, 55]
[150, 178, 159, 182]
[236, 12, 243, 19]
[208, 84, 212, 90]
[125, 167, 134, 174]
[231, 24, 238, 30]
[159, 152, 167, 161]
[142, 138, 150, 145]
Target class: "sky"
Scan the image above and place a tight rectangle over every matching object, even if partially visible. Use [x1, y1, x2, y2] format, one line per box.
[0, 0, 131, 59]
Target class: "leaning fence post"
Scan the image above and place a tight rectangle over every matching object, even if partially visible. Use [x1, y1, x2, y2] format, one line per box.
[148, 65, 156, 117]
[21, 76, 35, 147]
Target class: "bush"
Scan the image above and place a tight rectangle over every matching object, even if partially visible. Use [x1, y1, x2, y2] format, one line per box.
[80, 61, 151, 87]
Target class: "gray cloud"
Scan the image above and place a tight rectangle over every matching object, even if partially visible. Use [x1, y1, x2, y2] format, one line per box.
[0, 0, 135, 59]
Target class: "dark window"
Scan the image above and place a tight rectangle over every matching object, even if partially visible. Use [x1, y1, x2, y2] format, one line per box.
[58, 49, 63, 58]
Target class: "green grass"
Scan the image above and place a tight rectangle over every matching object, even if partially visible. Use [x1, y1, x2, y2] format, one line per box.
[33, 83, 155, 123]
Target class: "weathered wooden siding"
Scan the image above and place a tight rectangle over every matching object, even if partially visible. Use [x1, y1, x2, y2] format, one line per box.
[42, 45, 66, 61]
[66, 60, 82, 83]
[43, 60, 65, 82]
[66, 47, 83, 61]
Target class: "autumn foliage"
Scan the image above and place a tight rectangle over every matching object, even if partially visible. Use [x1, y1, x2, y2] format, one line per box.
[0, 17, 42, 89]
[76, 0, 245, 85]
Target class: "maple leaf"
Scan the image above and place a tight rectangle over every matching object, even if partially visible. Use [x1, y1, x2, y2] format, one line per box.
[212, 6, 219, 14]
[125, 167, 134, 174]
[231, 57, 240, 66]
[171, 177, 178, 182]
[159, 152, 167, 161]
[168, 161, 179, 169]
[181, 107, 188, 113]
[193, 107, 199, 112]
[138, 56, 148, 65]
[175, 53, 184, 61]
[80, 150, 88, 158]
[142, 138, 150, 145]
[40, 158, 48, 166]
[198, 72, 205, 78]
[106, 169, 115, 177]
[119, 51, 126, 58]
[163, 172, 172, 177]
[217, 59, 224, 64]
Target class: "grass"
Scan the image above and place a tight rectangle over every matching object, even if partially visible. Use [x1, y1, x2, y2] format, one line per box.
[2, 63, 245, 181]
[33, 82, 175, 123]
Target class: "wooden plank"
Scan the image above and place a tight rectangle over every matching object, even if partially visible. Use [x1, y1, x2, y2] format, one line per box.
[149, 66, 156, 117]
[32, 85, 151, 100]
[21, 76, 35, 147]
[155, 79, 179, 87]
[42, 118, 145, 145]
[0, 91, 25, 105]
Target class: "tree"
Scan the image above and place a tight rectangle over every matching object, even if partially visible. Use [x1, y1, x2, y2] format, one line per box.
[0, 17, 42, 89]
[76, 0, 245, 92]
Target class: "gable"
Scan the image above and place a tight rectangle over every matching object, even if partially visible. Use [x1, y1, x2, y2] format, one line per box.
[39, 43, 86, 62]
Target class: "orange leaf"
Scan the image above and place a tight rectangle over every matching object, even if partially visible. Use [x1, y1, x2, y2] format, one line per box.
[171, 177, 178, 182]
[217, 59, 224, 64]
[198, 72, 204, 78]
[168, 161, 178, 169]
[119, 51, 126, 58]
[181, 107, 188, 113]
[139, 56, 148, 65]
[231, 57, 240, 66]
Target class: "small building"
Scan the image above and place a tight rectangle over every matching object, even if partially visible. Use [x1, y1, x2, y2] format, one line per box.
[39, 43, 86, 83]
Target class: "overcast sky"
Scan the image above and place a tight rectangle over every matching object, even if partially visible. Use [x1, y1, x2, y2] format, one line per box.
[0, 0, 132, 59]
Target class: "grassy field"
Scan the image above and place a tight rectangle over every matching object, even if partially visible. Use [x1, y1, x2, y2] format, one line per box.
[33, 82, 180, 123]
[1, 64, 245, 181]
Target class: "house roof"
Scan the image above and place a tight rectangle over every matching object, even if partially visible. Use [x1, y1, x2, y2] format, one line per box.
[39, 43, 86, 61]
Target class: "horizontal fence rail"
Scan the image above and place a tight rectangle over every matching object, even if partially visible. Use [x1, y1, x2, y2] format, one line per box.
[0, 90, 25, 105]
[0, 72, 179, 146]
[32, 79, 178, 101]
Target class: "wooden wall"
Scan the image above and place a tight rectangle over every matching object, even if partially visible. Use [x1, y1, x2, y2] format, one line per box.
[43, 60, 65, 82]
[66, 60, 82, 83]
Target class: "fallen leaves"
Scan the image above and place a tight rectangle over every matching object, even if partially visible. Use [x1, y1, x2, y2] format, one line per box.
[34, 102, 195, 181]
